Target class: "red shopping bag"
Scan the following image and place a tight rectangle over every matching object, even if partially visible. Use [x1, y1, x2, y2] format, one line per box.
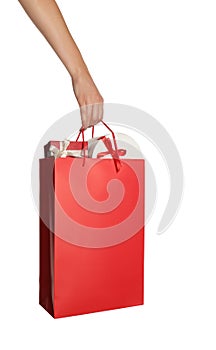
[39, 123, 144, 318]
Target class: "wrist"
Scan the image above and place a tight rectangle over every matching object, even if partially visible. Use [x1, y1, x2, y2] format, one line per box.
[70, 63, 89, 82]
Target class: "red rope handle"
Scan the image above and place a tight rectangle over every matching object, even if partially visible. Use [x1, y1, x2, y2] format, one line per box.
[75, 122, 121, 170]
[76, 125, 94, 141]
[101, 121, 119, 161]
[81, 129, 85, 166]
[75, 130, 81, 142]
[75, 128, 86, 166]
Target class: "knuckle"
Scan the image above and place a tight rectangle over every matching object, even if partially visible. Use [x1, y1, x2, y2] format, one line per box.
[94, 95, 104, 104]
[96, 96, 104, 104]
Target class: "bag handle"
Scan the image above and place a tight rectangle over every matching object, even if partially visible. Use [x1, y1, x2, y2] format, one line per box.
[76, 122, 118, 153]
[75, 121, 122, 171]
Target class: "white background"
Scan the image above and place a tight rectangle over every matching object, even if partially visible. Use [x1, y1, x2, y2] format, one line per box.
[1, 1, 216, 349]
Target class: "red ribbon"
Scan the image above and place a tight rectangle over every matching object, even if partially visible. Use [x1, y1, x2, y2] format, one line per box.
[97, 136, 126, 172]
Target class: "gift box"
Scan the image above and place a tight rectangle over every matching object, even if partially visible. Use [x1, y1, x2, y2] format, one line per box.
[88, 132, 143, 159]
[39, 125, 145, 318]
[44, 140, 88, 158]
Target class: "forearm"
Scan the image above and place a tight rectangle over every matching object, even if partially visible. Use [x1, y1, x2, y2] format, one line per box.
[19, 0, 103, 127]
[18, 0, 87, 78]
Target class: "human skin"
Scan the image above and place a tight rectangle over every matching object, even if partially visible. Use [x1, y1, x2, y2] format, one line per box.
[18, 0, 104, 129]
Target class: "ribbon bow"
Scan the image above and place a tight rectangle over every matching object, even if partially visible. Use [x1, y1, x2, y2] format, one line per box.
[97, 136, 126, 172]
[49, 140, 78, 158]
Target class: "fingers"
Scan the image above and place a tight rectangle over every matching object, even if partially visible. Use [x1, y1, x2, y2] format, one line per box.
[80, 105, 88, 129]
[98, 103, 104, 123]
[90, 103, 99, 126]
[80, 102, 104, 130]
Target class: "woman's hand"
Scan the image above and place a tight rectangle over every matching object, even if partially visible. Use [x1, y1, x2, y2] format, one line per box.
[72, 69, 104, 129]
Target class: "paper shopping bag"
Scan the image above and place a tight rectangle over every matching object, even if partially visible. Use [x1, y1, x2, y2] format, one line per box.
[39, 130, 144, 318]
